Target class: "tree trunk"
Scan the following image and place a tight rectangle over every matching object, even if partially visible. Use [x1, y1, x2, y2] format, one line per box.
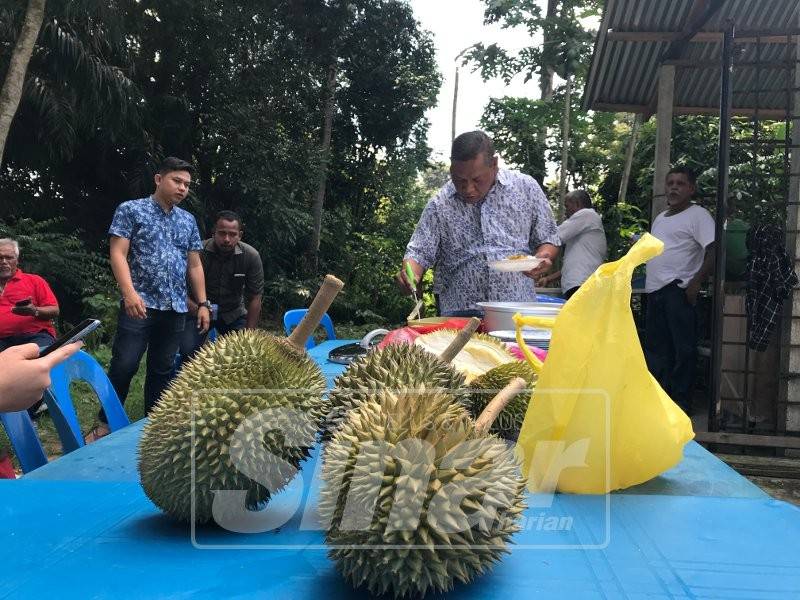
[0, 0, 46, 167]
[308, 62, 337, 268]
[557, 74, 572, 220]
[618, 113, 642, 204]
[539, 0, 559, 101]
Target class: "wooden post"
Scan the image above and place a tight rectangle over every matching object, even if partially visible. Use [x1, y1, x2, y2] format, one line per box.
[652, 65, 675, 221]
[782, 30, 800, 434]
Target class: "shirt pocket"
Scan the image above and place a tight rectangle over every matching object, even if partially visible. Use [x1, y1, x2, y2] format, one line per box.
[230, 273, 246, 296]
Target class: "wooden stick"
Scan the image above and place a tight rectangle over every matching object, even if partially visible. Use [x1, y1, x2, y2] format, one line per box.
[474, 377, 527, 435]
[439, 317, 481, 363]
[287, 275, 344, 351]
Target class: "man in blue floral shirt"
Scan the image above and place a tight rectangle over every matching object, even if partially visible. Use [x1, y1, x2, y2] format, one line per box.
[86, 157, 211, 442]
[397, 130, 560, 315]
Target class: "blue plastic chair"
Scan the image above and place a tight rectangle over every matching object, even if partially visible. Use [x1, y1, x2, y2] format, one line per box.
[0, 350, 130, 473]
[283, 309, 336, 349]
[0, 411, 48, 473]
[46, 350, 129, 453]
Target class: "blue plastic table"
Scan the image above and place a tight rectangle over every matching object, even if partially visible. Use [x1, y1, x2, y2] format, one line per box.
[4, 340, 800, 599]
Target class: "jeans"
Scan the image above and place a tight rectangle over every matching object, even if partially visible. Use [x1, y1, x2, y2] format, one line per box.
[104, 308, 185, 421]
[0, 331, 55, 352]
[644, 281, 698, 411]
[178, 314, 246, 363]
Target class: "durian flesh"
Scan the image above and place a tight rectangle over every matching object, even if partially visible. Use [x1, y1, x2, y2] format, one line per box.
[320, 387, 526, 598]
[414, 329, 515, 383]
[138, 330, 327, 524]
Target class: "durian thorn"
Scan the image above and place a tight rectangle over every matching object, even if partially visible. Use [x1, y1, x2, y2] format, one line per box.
[439, 317, 481, 363]
[474, 377, 526, 435]
[287, 274, 344, 350]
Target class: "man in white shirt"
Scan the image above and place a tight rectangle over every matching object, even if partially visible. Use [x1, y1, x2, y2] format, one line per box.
[644, 166, 715, 412]
[544, 190, 607, 299]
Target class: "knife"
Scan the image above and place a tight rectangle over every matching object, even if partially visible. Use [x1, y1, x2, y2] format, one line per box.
[405, 262, 424, 321]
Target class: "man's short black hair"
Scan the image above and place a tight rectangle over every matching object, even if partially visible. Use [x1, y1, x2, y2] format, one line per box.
[215, 210, 243, 230]
[451, 130, 495, 164]
[667, 165, 697, 186]
[566, 190, 592, 209]
[158, 156, 194, 176]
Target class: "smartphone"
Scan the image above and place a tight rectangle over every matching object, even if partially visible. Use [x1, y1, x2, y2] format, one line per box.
[39, 318, 101, 357]
[14, 298, 32, 307]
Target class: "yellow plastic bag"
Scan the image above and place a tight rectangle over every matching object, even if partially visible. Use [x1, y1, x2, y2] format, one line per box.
[514, 234, 694, 494]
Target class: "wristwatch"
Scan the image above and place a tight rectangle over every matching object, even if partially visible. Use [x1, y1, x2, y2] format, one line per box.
[198, 300, 213, 311]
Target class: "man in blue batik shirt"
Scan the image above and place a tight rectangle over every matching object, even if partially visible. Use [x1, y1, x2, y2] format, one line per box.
[86, 157, 211, 442]
[397, 130, 560, 315]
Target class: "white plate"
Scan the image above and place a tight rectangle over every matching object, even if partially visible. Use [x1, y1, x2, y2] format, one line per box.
[490, 329, 552, 343]
[488, 256, 544, 272]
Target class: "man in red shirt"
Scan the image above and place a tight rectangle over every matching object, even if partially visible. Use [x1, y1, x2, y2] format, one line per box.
[0, 238, 61, 478]
[0, 238, 60, 350]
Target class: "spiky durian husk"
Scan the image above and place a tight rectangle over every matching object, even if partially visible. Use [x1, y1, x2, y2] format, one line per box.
[320, 387, 526, 598]
[467, 361, 537, 439]
[414, 330, 515, 383]
[138, 330, 327, 524]
[324, 343, 465, 435]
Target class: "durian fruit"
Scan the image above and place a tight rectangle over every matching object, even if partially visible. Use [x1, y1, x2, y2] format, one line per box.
[415, 329, 515, 383]
[323, 318, 480, 435]
[325, 343, 466, 435]
[320, 386, 526, 598]
[467, 361, 537, 439]
[138, 330, 328, 523]
[139, 275, 343, 524]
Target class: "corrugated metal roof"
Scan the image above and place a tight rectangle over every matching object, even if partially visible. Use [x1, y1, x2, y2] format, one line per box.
[583, 0, 799, 116]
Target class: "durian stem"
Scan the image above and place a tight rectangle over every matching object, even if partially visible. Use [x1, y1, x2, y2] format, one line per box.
[475, 377, 527, 435]
[288, 274, 345, 351]
[440, 317, 481, 363]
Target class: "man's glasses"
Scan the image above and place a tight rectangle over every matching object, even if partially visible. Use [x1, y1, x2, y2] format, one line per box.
[0, 256, 18, 263]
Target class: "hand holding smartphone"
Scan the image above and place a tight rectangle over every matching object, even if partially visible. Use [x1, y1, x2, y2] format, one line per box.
[39, 319, 101, 357]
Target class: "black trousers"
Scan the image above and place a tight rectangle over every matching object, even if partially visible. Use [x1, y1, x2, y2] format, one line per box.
[644, 281, 697, 412]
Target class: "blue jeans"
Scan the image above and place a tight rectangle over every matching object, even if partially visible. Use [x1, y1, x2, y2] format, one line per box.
[644, 281, 698, 411]
[178, 314, 246, 362]
[0, 331, 55, 352]
[104, 308, 185, 420]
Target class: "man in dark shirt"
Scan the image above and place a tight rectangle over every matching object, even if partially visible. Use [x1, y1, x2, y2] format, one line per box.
[179, 210, 264, 361]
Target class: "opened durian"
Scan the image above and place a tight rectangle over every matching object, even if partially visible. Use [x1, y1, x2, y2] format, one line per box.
[467, 361, 537, 438]
[324, 319, 480, 435]
[320, 386, 526, 598]
[415, 329, 515, 383]
[139, 275, 343, 524]
[325, 343, 466, 434]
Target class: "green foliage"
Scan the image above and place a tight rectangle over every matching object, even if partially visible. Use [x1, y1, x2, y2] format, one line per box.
[0, 218, 114, 325]
[0, 0, 441, 326]
[468, 0, 601, 84]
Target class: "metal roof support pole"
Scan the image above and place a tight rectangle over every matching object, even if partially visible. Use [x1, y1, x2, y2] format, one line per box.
[783, 26, 800, 434]
[709, 22, 735, 433]
[652, 65, 675, 222]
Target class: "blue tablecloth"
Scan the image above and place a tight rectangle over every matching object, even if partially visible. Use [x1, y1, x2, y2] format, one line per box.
[4, 340, 800, 598]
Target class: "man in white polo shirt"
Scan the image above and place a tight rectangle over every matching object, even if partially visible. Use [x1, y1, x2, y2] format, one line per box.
[645, 166, 715, 412]
[552, 190, 607, 299]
